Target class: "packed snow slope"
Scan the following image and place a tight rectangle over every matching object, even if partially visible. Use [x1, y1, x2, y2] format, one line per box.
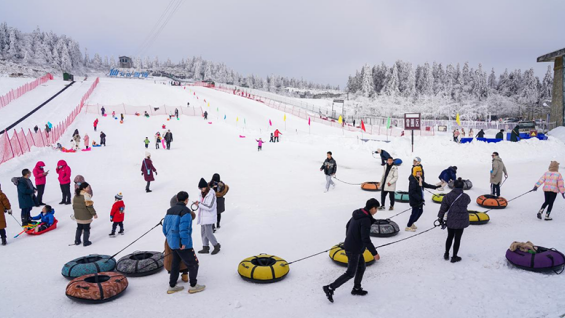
[1, 77, 564, 318]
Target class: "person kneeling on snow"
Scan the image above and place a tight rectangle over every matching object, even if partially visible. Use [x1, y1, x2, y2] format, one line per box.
[407, 167, 440, 232]
[437, 178, 471, 263]
[30, 205, 55, 233]
[437, 166, 457, 191]
[323, 198, 381, 303]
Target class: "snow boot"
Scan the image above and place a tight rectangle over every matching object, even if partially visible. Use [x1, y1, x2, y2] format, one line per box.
[323, 285, 334, 303]
[389, 206, 394, 211]
[351, 288, 368, 296]
[378, 206, 385, 210]
[450, 256, 462, 263]
[444, 252, 449, 260]
[83, 229, 91, 246]
[109, 232, 116, 237]
[118, 230, 125, 235]
[537, 209, 544, 220]
[167, 285, 184, 294]
[181, 273, 188, 283]
[188, 284, 206, 294]
[405, 226, 415, 232]
[211, 243, 221, 255]
[1, 237, 6, 246]
[411, 224, 418, 230]
[198, 246, 210, 254]
[545, 214, 553, 221]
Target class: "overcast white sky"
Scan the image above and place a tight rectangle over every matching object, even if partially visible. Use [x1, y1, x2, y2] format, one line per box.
[1, 0, 563, 86]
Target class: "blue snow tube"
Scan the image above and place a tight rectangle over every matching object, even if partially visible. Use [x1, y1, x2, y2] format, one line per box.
[393, 158, 402, 166]
[62, 254, 116, 279]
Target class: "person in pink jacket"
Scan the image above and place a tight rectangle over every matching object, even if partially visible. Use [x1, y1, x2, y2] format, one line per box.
[84, 134, 90, 150]
[255, 138, 264, 151]
[533, 161, 565, 221]
[33, 161, 49, 206]
[56, 160, 72, 205]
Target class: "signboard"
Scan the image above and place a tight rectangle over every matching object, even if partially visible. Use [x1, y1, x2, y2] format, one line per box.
[404, 113, 421, 130]
[108, 68, 149, 79]
[438, 125, 447, 132]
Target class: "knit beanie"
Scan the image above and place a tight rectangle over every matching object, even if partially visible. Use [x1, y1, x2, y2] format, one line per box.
[145, 151, 151, 158]
[212, 173, 221, 183]
[198, 178, 208, 188]
[454, 178, 464, 189]
[364, 198, 380, 210]
[414, 157, 422, 163]
[115, 192, 123, 200]
[413, 166, 423, 177]
[549, 161, 559, 172]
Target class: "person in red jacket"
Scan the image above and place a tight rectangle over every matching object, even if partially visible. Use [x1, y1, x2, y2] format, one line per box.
[141, 152, 157, 193]
[93, 118, 99, 132]
[274, 129, 282, 142]
[33, 161, 49, 206]
[56, 160, 71, 204]
[109, 192, 125, 236]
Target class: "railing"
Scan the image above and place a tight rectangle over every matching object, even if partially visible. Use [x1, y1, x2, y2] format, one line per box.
[0, 73, 53, 108]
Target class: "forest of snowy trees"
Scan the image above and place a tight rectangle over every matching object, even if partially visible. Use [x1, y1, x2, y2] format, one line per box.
[346, 61, 553, 120]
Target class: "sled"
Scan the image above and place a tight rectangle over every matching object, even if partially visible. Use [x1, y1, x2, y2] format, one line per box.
[82, 148, 92, 152]
[208, 122, 213, 124]
[102, 114, 108, 117]
[26, 218, 58, 236]
[61, 147, 76, 153]
[92, 145, 102, 148]
[239, 135, 246, 138]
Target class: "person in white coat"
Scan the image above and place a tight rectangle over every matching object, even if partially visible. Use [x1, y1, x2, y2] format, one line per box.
[195, 178, 221, 255]
[380, 157, 398, 210]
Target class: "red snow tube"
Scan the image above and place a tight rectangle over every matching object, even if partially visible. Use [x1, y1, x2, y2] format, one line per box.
[26, 218, 58, 235]
[476, 195, 507, 209]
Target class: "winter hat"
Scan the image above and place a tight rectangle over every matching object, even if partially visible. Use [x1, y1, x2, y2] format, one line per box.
[145, 151, 151, 158]
[212, 173, 221, 183]
[452, 166, 458, 171]
[44, 205, 53, 213]
[198, 178, 208, 189]
[364, 198, 380, 210]
[549, 161, 559, 172]
[115, 192, 123, 200]
[414, 157, 422, 163]
[413, 166, 423, 177]
[454, 178, 465, 189]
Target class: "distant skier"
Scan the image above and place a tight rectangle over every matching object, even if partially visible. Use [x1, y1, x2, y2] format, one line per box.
[437, 178, 471, 263]
[490, 152, 508, 198]
[375, 149, 392, 166]
[100, 131, 106, 146]
[255, 138, 264, 151]
[274, 129, 282, 142]
[93, 119, 99, 132]
[101, 106, 105, 116]
[476, 129, 485, 139]
[141, 152, 157, 193]
[406, 167, 440, 232]
[144, 137, 150, 149]
[323, 198, 381, 303]
[380, 157, 398, 210]
[320, 151, 337, 193]
[510, 125, 519, 142]
[437, 166, 457, 191]
[120, 113, 124, 122]
[533, 161, 565, 221]
[175, 108, 179, 119]
[495, 129, 504, 140]
[164, 130, 173, 150]
[204, 111, 208, 120]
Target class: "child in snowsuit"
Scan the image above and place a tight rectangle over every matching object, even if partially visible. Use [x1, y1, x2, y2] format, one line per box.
[269, 133, 274, 142]
[30, 205, 55, 233]
[256, 138, 264, 151]
[144, 137, 150, 149]
[155, 133, 161, 149]
[109, 193, 125, 236]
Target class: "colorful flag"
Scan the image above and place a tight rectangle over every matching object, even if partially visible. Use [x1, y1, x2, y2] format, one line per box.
[224, 115, 226, 120]
[284, 114, 287, 121]
[236, 117, 239, 122]
[269, 119, 272, 126]
[386, 117, 391, 129]
[456, 113, 461, 126]
[338, 116, 343, 124]
[361, 120, 366, 132]
[308, 117, 311, 126]
[207, 102, 210, 107]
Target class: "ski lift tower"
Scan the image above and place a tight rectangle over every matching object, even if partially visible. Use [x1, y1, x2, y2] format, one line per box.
[537, 48, 565, 126]
[331, 99, 345, 120]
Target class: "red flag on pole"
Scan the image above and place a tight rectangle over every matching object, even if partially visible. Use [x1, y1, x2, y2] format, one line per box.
[269, 119, 272, 126]
[361, 120, 366, 132]
[308, 117, 311, 126]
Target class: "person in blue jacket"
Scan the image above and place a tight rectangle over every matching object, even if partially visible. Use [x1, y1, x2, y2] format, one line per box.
[438, 166, 457, 191]
[375, 149, 392, 166]
[163, 191, 205, 295]
[30, 205, 55, 233]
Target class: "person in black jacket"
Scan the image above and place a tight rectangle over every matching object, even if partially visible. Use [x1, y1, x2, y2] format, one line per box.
[320, 152, 337, 193]
[411, 157, 425, 181]
[406, 166, 440, 232]
[164, 130, 173, 150]
[495, 129, 504, 140]
[476, 129, 485, 138]
[510, 125, 519, 142]
[375, 149, 392, 166]
[100, 131, 106, 146]
[323, 198, 380, 303]
[437, 178, 471, 263]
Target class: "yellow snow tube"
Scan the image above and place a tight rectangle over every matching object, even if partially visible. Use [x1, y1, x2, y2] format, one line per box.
[432, 193, 445, 204]
[238, 254, 289, 283]
[328, 243, 375, 266]
[468, 211, 490, 225]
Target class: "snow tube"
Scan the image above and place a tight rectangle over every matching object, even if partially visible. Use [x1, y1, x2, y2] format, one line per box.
[448, 179, 473, 190]
[468, 211, 490, 225]
[432, 193, 446, 203]
[25, 218, 58, 235]
[66, 272, 128, 304]
[506, 246, 565, 274]
[208, 122, 213, 124]
[120, 121, 123, 124]
[81, 148, 91, 152]
[329, 243, 375, 267]
[370, 219, 399, 237]
[116, 251, 164, 277]
[238, 254, 289, 283]
[92, 145, 102, 148]
[239, 135, 246, 138]
[163, 240, 187, 273]
[103, 114, 108, 117]
[393, 158, 402, 166]
[61, 147, 76, 153]
[361, 182, 380, 192]
[62, 254, 116, 279]
[394, 191, 409, 203]
[477, 195, 507, 209]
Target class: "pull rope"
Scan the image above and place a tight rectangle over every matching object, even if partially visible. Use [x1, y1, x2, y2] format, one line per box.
[482, 190, 533, 214]
[386, 207, 412, 219]
[332, 176, 363, 186]
[285, 249, 332, 266]
[106, 218, 163, 262]
[9, 213, 22, 227]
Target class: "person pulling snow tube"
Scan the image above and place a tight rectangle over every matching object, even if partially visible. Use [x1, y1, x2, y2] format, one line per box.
[468, 211, 490, 225]
[65, 271, 128, 303]
[62, 254, 116, 279]
[238, 254, 289, 283]
[370, 219, 400, 237]
[394, 191, 409, 203]
[448, 179, 473, 190]
[116, 251, 164, 277]
[476, 195, 507, 209]
[432, 193, 446, 203]
[329, 243, 375, 266]
[25, 218, 59, 235]
[361, 182, 381, 192]
[506, 246, 565, 274]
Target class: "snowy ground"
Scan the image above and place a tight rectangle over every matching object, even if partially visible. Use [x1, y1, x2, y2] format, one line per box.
[0, 77, 564, 318]
[0, 76, 36, 96]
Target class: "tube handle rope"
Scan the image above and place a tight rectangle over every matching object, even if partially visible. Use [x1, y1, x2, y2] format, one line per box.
[332, 176, 364, 186]
[105, 218, 164, 262]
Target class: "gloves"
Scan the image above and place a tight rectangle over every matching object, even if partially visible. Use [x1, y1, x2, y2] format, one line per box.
[6, 209, 12, 215]
[155, 171, 158, 175]
[532, 186, 538, 191]
[490, 170, 493, 174]
[141, 172, 143, 175]
[437, 217, 445, 225]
